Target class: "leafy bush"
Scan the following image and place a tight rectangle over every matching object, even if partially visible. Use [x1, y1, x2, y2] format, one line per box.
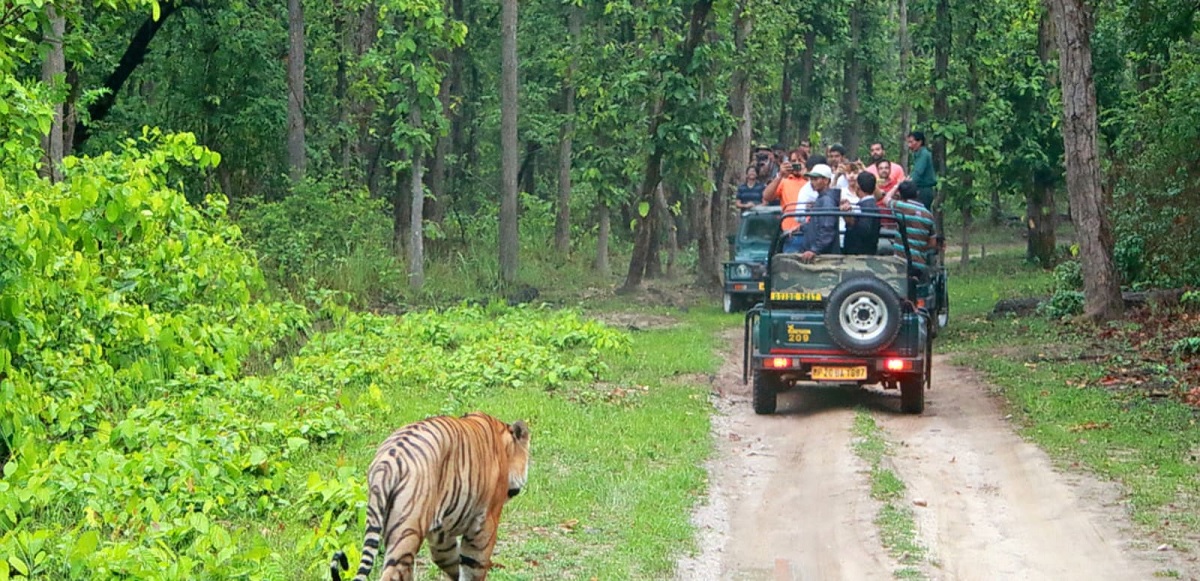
[236, 178, 404, 302]
[1, 296, 630, 578]
[0, 130, 320, 579]
[1053, 259, 1083, 291]
[1171, 337, 1200, 356]
[1110, 44, 1200, 288]
[1040, 259, 1084, 318]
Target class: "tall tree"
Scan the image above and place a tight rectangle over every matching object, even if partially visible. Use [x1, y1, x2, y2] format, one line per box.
[554, 1, 581, 257]
[843, 0, 863, 156]
[287, 0, 307, 182]
[930, 0, 950, 233]
[703, 0, 753, 288]
[408, 103, 425, 290]
[1044, 0, 1123, 320]
[499, 0, 519, 284]
[619, 0, 716, 293]
[40, 6, 65, 183]
[1026, 11, 1059, 267]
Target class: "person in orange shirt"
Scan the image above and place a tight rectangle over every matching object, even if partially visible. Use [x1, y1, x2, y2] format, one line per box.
[763, 147, 811, 252]
[762, 149, 809, 235]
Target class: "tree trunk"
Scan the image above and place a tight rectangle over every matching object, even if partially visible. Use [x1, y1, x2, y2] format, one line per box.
[287, 0, 307, 182]
[1027, 12, 1058, 268]
[594, 201, 611, 276]
[702, 0, 751, 289]
[931, 0, 950, 233]
[499, 0, 520, 284]
[334, 1, 351, 175]
[1044, 0, 1123, 321]
[990, 188, 1003, 225]
[1026, 181, 1057, 266]
[392, 146, 409, 251]
[408, 104, 425, 291]
[960, 206, 972, 265]
[620, 0, 714, 293]
[777, 48, 792, 146]
[843, 3, 862, 156]
[796, 29, 817, 142]
[898, 0, 911, 168]
[662, 186, 680, 278]
[354, 3, 379, 193]
[646, 184, 665, 279]
[40, 6, 65, 183]
[427, 58, 452, 224]
[554, 2, 581, 257]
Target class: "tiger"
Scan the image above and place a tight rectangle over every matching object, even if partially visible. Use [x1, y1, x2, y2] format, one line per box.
[330, 412, 531, 581]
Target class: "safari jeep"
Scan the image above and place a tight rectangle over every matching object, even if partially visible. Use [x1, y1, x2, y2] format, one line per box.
[743, 209, 947, 415]
[723, 206, 782, 313]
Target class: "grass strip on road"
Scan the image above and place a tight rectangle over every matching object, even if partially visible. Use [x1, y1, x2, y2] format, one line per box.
[851, 411, 929, 580]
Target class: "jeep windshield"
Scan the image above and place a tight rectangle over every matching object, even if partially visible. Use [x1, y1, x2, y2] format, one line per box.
[735, 210, 781, 261]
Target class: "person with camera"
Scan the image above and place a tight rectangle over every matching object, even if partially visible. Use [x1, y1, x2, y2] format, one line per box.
[762, 149, 809, 227]
[753, 145, 778, 181]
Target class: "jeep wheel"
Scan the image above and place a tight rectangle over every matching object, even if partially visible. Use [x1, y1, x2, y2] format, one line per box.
[752, 369, 780, 415]
[900, 374, 925, 414]
[723, 292, 738, 314]
[824, 276, 903, 356]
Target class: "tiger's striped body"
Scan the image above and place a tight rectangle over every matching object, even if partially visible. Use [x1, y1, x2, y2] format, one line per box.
[331, 412, 531, 581]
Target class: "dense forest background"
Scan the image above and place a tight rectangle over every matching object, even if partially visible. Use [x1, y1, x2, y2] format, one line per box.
[1, 0, 1198, 576]
[4, 0, 1200, 300]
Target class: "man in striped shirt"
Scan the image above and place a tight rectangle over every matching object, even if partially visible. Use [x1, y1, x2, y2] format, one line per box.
[888, 181, 936, 271]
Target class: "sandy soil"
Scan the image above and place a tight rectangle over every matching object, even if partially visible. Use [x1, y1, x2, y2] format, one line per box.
[675, 328, 1196, 581]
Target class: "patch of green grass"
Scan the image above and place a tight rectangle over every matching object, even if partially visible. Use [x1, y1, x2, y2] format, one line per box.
[247, 306, 721, 580]
[851, 411, 929, 579]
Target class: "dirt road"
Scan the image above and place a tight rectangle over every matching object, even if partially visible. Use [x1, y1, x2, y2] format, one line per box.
[674, 329, 1194, 581]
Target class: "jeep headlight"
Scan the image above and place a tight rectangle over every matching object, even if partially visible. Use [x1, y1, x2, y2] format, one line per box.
[732, 264, 752, 280]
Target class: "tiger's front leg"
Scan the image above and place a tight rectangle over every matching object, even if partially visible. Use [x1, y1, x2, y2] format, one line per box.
[458, 515, 500, 581]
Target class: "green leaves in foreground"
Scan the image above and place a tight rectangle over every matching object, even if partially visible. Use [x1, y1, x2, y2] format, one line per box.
[0, 303, 633, 579]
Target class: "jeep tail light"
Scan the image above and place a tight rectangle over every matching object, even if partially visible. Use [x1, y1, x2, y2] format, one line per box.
[886, 359, 907, 372]
[770, 357, 791, 369]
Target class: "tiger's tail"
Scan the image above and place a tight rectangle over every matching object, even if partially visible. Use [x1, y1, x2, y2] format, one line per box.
[333, 470, 390, 581]
[329, 551, 349, 581]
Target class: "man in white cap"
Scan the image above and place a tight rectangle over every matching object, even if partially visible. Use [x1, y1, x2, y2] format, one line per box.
[783, 163, 842, 262]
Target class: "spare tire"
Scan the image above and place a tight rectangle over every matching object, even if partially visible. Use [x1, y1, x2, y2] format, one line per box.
[824, 275, 903, 355]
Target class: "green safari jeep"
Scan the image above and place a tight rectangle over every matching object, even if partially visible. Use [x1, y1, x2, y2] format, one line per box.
[742, 209, 947, 415]
[722, 207, 782, 313]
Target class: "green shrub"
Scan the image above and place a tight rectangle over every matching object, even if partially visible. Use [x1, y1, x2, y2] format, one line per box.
[236, 178, 404, 302]
[1171, 337, 1200, 356]
[1040, 259, 1084, 318]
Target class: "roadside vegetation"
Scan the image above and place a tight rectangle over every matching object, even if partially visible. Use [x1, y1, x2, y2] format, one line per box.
[940, 243, 1200, 552]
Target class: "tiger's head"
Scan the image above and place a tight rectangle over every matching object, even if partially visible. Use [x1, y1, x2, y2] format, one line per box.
[505, 420, 531, 498]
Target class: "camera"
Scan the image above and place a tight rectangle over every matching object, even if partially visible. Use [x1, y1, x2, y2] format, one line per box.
[755, 152, 770, 162]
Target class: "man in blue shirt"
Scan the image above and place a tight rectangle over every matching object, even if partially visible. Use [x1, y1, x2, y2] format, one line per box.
[786, 163, 841, 262]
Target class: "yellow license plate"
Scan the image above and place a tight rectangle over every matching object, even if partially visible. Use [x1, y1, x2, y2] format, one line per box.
[811, 366, 867, 381]
[757, 282, 764, 290]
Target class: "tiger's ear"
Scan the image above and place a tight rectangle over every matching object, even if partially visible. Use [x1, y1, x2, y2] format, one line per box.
[510, 420, 530, 442]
